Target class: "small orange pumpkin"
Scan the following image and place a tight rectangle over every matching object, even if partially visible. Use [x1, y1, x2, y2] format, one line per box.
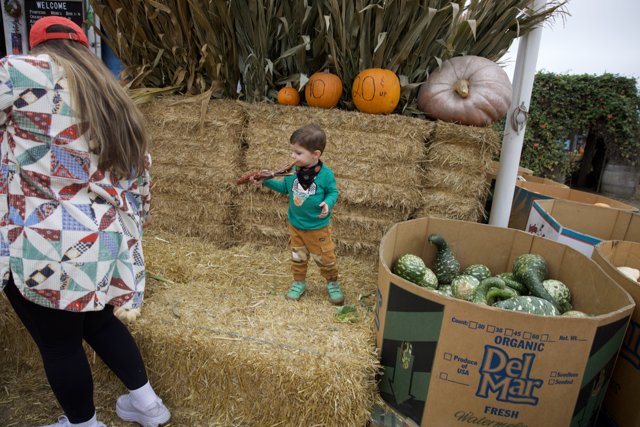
[305, 71, 343, 109]
[352, 68, 401, 114]
[277, 86, 300, 106]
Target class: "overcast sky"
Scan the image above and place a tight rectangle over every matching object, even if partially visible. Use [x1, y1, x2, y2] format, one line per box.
[502, 0, 640, 83]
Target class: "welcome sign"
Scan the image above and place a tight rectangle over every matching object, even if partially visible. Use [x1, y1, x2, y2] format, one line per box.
[25, 0, 84, 41]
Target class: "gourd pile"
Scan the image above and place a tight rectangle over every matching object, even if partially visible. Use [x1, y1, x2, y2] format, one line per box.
[392, 234, 589, 317]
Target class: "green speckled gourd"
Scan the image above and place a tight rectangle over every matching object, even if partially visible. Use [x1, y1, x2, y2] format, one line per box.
[512, 254, 559, 311]
[494, 296, 560, 316]
[451, 275, 479, 301]
[434, 284, 453, 297]
[562, 310, 589, 318]
[393, 254, 426, 285]
[471, 277, 506, 305]
[463, 264, 492, 282]
[497, 272, 528, 295]
[428, 234, 460, 284]
[420, 267, 439, 289]
[542, 279, 573, 313]
[486, 287, 518, 305]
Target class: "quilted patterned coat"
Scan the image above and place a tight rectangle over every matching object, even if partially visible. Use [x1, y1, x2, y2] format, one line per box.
[0, 54, 151, 312]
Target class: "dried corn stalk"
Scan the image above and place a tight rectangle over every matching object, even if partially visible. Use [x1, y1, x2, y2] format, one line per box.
[91, 0, 566, 109]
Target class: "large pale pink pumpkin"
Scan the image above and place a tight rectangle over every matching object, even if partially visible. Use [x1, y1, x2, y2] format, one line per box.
[417, 56, 512, 127]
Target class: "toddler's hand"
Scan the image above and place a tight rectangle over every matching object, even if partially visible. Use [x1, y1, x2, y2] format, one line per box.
[318, 201, 329, 218]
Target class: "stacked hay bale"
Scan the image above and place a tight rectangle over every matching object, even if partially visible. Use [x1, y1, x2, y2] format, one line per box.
[238, 102, 435, 258]
[0, 97, 500, 425]
[0, 230, 380, 426]
[136, 97, 498, 257]
[418, 121, 501, 221]
[140, 97, 245, 246]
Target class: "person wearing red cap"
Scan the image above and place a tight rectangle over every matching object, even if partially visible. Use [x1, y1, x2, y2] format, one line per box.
[0, 16, 170, 427]
[28, 15, 90, 49]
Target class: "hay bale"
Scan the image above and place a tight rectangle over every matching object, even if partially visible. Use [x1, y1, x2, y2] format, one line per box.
[125, 231, 380, 426]
[423, 166, 490, 199]
[417, 189, 487, 221]
[417, 121, 500, 221]
[125, 285, 377, 426]
[427, 121, 500, 162]
[236, 102, 432, 257]
[141, 97, 245, 243]
[139, 97, 498, 251]
[236, 187, 409, 259]
[141, 96, 245, 169]
[241, 102, 434, 212]
[236, 106, 498, 248]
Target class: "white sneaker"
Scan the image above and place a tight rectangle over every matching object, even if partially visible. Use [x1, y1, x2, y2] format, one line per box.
[116, 394, 171, 427]
[40, 415, 106, 427]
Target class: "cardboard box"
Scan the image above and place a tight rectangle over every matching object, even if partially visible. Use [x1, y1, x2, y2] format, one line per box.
[482, 169, 568, 225]
[519, 175, 568, 186]
[526, 199, 640, 256]
[509, 181, 638, 231]
[592, 241, 640, 427]
[376, 217, 634, 427]
[487, 161, 565, 187]
[489, 160, 535, 178]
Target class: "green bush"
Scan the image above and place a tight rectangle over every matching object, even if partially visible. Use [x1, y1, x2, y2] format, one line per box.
[513, 73, 640, 178]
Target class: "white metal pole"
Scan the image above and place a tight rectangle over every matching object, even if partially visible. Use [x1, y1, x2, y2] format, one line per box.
[489, 0, 546, 227]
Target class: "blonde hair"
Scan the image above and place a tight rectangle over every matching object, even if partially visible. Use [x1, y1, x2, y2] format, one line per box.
[32, 38, 147, 179]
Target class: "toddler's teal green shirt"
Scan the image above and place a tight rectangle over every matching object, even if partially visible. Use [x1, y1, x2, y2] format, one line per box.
[263, 165, 338, 230]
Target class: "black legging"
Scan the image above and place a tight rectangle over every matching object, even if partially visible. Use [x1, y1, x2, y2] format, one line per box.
[4, 277, 148, 423]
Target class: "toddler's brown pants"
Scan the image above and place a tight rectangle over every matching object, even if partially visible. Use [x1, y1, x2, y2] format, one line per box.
[288, 223, 338, 282]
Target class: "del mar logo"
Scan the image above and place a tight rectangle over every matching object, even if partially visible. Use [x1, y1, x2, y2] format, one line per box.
[476, 345, 543, 405]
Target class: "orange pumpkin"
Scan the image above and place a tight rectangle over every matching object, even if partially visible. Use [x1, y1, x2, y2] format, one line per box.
[352, 68, 401, 114]
[278, 86, 300, 106]
[305, 71, 343, 109]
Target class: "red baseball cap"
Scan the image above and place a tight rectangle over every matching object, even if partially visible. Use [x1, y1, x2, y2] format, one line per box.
[29, 16, 89, 49]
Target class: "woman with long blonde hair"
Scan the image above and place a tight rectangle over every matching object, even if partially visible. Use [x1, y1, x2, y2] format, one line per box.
[0, 16, 169, 427]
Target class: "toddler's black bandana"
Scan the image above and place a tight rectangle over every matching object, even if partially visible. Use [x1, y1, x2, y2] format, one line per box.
[296, 160, 323, 190]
